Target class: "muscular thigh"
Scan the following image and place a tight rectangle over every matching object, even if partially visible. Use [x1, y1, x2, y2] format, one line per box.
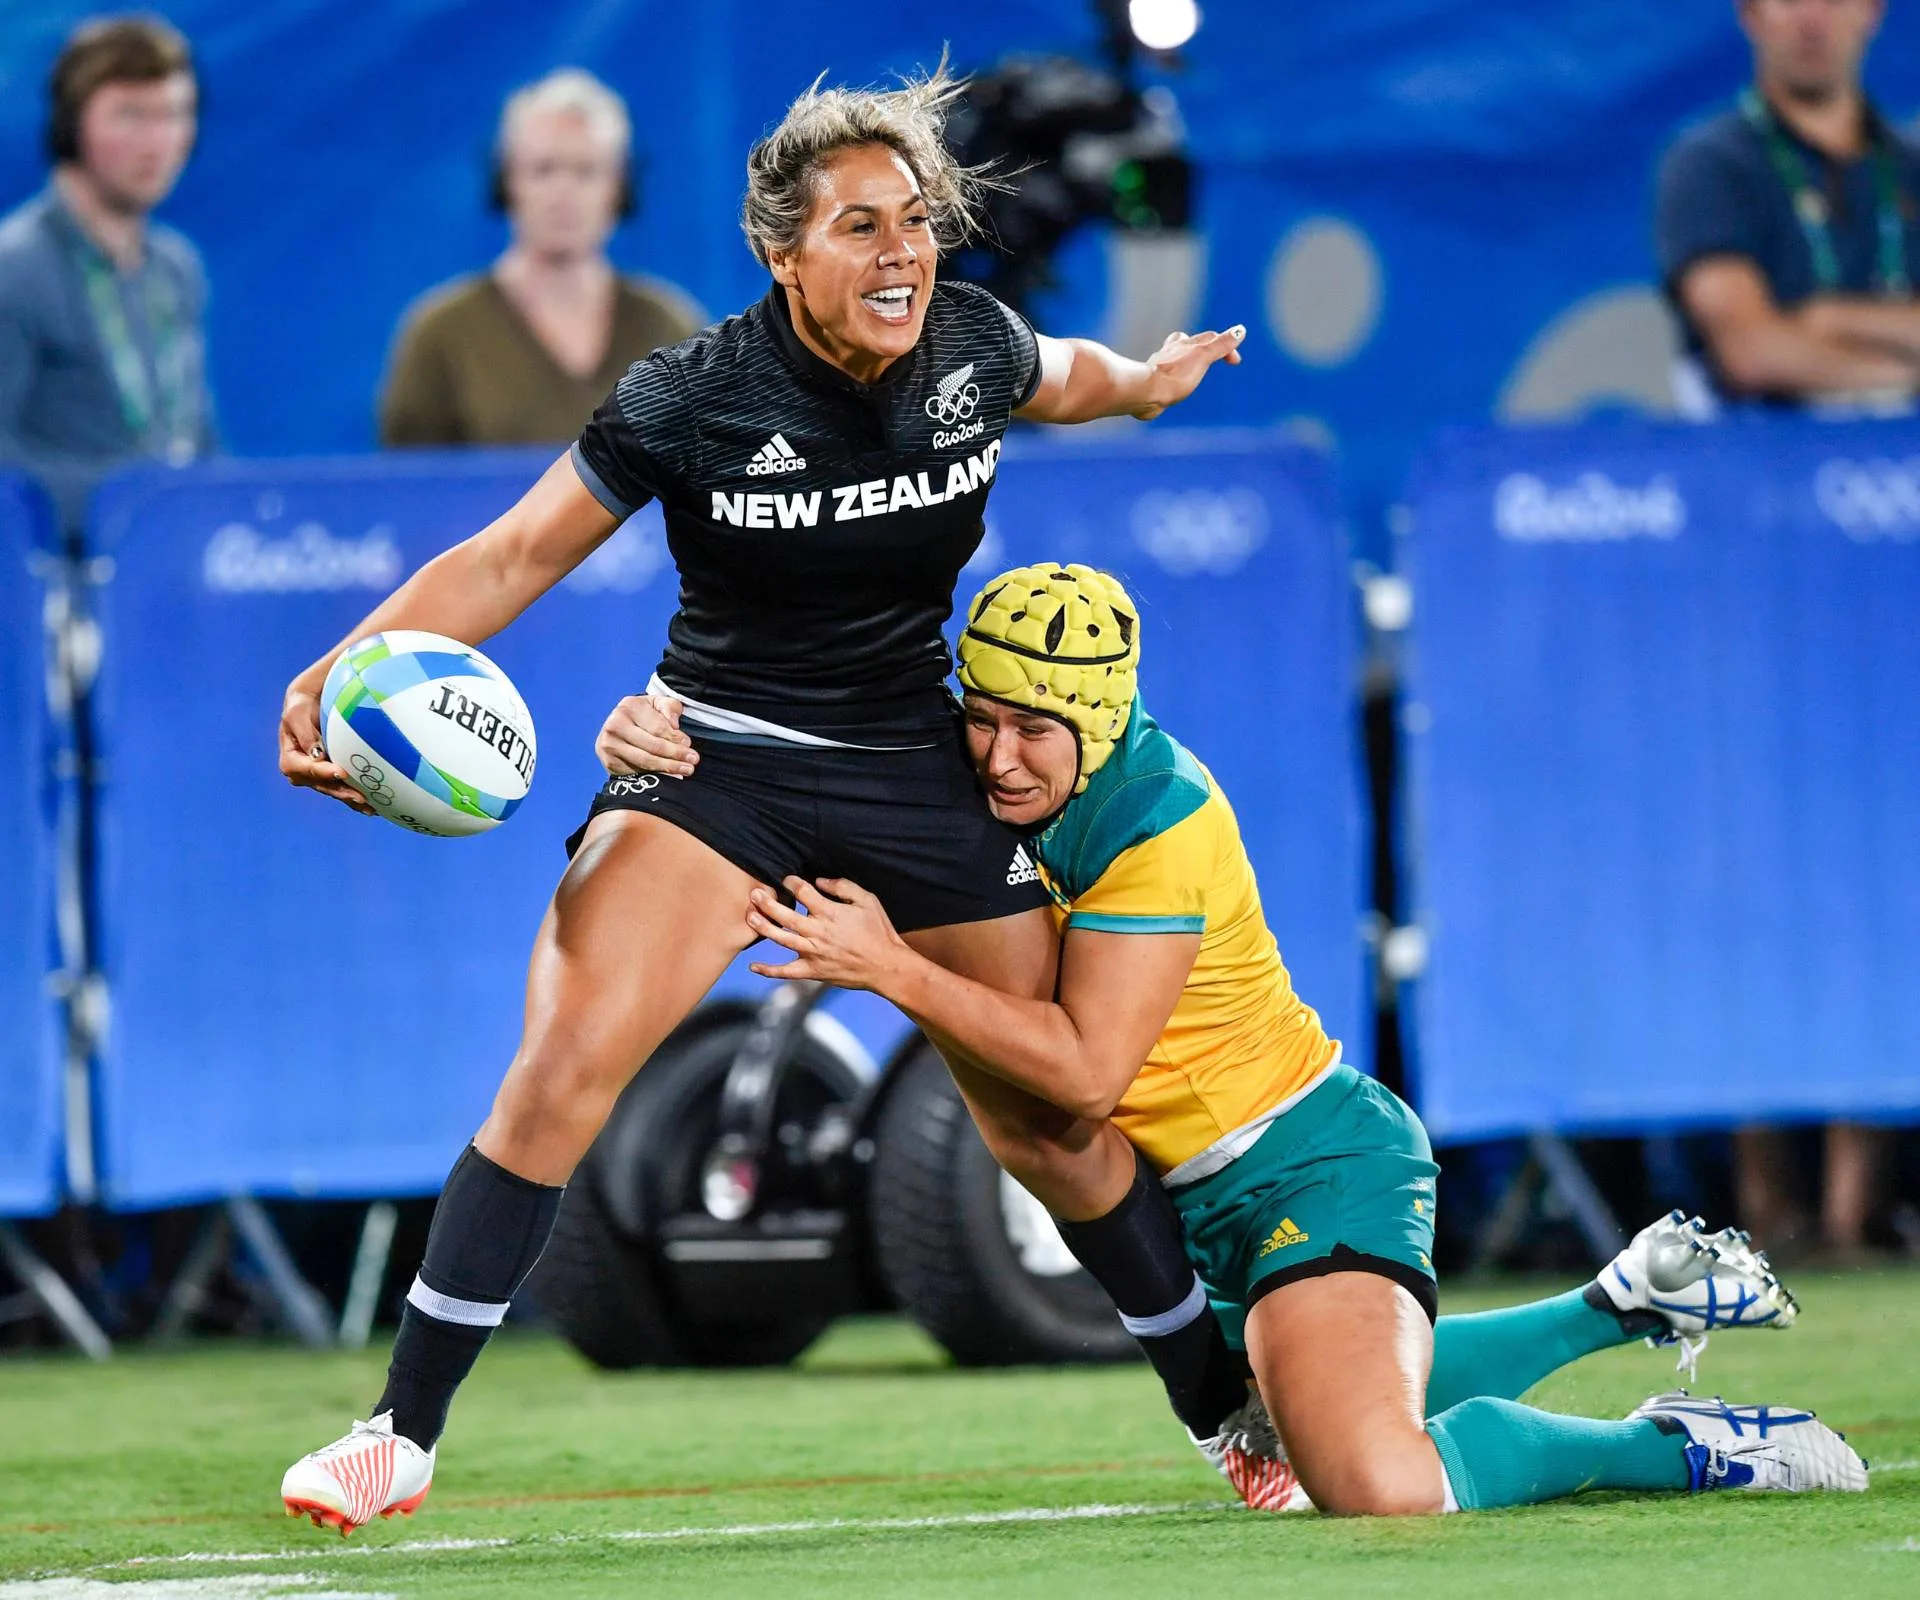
[906, 909, 1065, 1134]
[907, 911, 1134, 1218]
[1247, 1273, 1442, 1516]
[478, 810, 759, 1181]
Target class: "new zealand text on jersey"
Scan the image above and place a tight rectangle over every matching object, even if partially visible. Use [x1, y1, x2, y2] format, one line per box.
[710, 440, 1002, 530]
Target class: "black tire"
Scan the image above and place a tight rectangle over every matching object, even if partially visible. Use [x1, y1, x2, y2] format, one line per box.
[528, 1009, 865, 1369]
[870, 1040, 1138, 1366]
[528, 1175, 686, 1370]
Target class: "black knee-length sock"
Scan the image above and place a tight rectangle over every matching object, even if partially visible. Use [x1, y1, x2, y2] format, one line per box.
[375, 1143, 563, 1450]
[1053, 1148, 1250, 1437]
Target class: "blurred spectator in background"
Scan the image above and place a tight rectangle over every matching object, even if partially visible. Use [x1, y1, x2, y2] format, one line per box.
[1656, 0, 1910, 1258]
[0, 14, 215, 540]
[1656, 0, 1920, 418]
[379, 69, 702, 447]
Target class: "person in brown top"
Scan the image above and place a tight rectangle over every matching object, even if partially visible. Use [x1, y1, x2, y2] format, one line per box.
[379, 68, 702, 446]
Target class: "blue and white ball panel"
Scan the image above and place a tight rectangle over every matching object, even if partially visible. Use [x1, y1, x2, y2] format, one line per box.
[321, 630, 537, 838]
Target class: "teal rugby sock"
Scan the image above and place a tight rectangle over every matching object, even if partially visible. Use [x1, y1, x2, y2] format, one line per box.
[1424, 1286, 1641, 1417]
[1426, 1397, 1691, 1509]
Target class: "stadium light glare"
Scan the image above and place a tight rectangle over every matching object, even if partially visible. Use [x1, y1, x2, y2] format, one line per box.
[1128, 0, 1200, 51]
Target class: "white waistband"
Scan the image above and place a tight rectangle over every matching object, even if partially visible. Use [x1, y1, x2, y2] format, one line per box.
[648, 673, 936, 751]
[1160, 1062, 1342, 1190]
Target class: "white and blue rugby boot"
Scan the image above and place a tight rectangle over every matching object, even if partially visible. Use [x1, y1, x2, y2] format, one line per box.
[1594, 1211, 1798, 1378]
[1630, 1391, 1868, 1493]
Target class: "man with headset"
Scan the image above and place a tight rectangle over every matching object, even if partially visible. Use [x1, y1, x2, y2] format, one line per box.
[1654, 0, 1916, 1262]
[379, 69, 703, 448]
[1656, 0, 1920, 417]
[0, 13, 215, 541]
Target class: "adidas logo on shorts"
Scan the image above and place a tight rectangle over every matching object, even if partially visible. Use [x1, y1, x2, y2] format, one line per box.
[1006, 844, 1040, 886]
[745, 433, 807, 476]
[1256, 1218, 1310, 1257]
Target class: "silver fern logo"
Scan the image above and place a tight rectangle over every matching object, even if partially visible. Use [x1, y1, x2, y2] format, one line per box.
[925, 363, 980, 425]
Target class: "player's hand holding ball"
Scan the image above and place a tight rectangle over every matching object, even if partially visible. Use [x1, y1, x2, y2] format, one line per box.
[279, 684, 374, 815]
[281, 629, 537, 838]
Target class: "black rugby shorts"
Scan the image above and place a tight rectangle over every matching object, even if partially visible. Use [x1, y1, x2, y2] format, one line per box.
[564, 723, 1050, 933]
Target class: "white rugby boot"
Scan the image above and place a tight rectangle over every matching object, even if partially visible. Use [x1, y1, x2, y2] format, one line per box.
[281, 1411, 435, 1536]
[1190, 1391, 1313, 1512]
[1630, 1391, 1867, 1493]
[1595, 1211, 1798, 1378]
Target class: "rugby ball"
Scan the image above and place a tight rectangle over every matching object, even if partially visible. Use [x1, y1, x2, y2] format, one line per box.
[320, 630, 536, 837]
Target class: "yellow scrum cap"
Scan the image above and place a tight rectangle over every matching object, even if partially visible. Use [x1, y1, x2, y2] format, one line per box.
[956, 562, 1140, 793]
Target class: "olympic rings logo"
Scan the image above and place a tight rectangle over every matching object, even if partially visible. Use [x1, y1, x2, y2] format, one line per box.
[925, 365, 981, 426]
[1130, 488, 1270, 576]
[1813, 457, 1920, 542]
[347, 751, 396, 808]
[608, 773, 660, 798]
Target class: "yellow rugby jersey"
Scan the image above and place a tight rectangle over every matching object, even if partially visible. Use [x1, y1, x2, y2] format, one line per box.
[1032, 697, 1339, 1175]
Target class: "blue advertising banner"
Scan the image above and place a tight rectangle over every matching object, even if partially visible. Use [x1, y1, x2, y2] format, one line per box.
[86, 437, 1360, 1208]
[10, 4, 1917, 550]
[0, 474, 60, 1216]
[1403, 419, 1920, 1142]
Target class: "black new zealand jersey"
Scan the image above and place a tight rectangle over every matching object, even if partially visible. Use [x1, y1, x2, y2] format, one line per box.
[571, 280, 1041, 743]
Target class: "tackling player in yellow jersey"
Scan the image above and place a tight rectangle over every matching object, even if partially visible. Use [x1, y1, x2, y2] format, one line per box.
[610, 564, 1864, 1514]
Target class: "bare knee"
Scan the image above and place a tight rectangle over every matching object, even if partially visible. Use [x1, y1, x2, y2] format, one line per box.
[972, 1110, 1137, 1222]
[974, 1108, 1086, 1181]
[479, 1048, 626, 1181]
[1303, 1437, 1446, 1518]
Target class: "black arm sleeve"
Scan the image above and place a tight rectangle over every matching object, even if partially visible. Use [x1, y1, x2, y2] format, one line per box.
[571, 352, 696, 520]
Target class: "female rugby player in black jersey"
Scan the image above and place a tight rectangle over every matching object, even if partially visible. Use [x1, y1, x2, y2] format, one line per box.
[275, 67, 1249, 1531]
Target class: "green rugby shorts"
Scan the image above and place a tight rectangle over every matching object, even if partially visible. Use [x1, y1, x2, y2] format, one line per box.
[1168, 1064, 1439, 1347]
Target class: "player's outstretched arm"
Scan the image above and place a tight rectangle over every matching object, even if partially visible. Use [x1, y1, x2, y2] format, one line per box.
[748, 875, 1196, 1120]
[278, 453, 619, 808]
[1017, 326, 1245, 424]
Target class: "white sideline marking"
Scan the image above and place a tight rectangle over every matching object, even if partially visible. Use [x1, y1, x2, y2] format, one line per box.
[30, 1502, 1220, 1582]
[0, 1577, 397, 1598]
[1874, 1458, 1918, 1473]
[605, 1503, 1215, 1543]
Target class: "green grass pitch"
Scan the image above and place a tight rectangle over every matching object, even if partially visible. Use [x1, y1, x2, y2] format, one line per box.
[1, 1271, 1916, 1598]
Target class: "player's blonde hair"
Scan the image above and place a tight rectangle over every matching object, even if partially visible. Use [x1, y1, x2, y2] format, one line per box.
[741, 57, 998, 265]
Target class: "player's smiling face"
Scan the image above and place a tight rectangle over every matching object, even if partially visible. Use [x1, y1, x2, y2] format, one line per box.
[768, 143, 935, 383]
[961, 695, 1080, 827]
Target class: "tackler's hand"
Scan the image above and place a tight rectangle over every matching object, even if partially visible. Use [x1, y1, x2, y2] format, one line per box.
[746, 876, 909, 991]
[596, 691, 698, 779]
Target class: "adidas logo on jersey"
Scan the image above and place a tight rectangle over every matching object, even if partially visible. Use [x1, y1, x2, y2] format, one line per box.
[1256, 1218, 1310, 1257]
[745, 433, 807, 476]
[1006, 844, 1040, 886]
